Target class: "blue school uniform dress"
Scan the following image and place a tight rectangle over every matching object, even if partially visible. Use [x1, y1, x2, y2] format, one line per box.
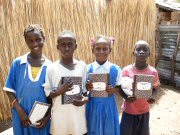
[3, 53, 51, 135]
[86, 61, 121, 135]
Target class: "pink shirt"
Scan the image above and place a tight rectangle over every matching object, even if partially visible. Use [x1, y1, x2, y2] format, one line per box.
[121, 64, 160, 115]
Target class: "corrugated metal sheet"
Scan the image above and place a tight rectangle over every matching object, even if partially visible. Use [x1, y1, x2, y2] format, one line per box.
[157, 24, 180, 87]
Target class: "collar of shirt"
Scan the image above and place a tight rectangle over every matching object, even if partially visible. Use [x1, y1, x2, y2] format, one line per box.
[72, 59, 78, 65]
[93, 60, 111, 72]
[132, 63, 150, 72]
[58, 59, 79, 65]
[20, 52, 49, 66]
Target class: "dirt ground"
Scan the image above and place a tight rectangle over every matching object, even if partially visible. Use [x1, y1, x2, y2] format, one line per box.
[149, 85, 180, 135]
[0, 84, 180, 135]
[115, 84, 180, 135]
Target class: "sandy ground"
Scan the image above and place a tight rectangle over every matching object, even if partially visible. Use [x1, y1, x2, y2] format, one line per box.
[115, 84, 180, 135]
[149, 85, 180, 135]
[0, 85, 180, 135]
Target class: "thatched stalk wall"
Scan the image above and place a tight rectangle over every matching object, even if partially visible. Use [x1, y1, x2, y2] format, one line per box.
[0, 0, 156, 120]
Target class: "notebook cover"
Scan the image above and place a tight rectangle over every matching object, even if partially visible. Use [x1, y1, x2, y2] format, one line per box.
[61, 76, 82, 104]
[133, 74, 154, 99]
[89, 73, 109, 97]
[29, 101, 50, 126]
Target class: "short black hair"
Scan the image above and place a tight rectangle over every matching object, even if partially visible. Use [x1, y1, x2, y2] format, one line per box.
[134, 40, 150, 50]
[24, 24, 45, 38]
[57, 30, 76, 42]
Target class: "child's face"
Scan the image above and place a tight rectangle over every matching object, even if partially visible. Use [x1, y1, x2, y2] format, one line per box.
[25, 30, 45, 54]
[57, 37, 77, 59]
[93, 40, 111, 64]
[133, 43, 150, 62]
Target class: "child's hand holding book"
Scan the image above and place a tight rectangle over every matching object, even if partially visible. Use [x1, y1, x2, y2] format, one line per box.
[106, 85, 117, 94]
[147, 96, 155, 104]
[72, 97, 89, 106]
[56, 79, 73, 96]
[35, 114, 50, 128]
[86, 80, 93, 91]
[29, 101, 50, 128]
[126, 96, 136, 103]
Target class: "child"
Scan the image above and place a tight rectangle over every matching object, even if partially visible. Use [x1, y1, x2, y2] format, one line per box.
[3, 24, 51, 135]
[86, 35, 121, 135]
[44, 30, 89, 135]
[119, 40, 160, 135]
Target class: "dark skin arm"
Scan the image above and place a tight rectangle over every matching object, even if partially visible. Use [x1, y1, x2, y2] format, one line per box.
[106, 85, 119, 94]
[147, 87, 158, 104]
[72, 97, 89, 107]
[86, 80, 93, 91]
[6, 91, 31, 127]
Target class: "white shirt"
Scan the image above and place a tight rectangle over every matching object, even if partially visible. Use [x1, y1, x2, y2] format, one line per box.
[44, 59, 87, 135]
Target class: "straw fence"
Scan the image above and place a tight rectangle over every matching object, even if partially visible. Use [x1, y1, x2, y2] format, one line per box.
[0, 0, 156, 120]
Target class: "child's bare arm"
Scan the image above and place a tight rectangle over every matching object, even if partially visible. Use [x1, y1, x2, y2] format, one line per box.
[6, 91, 31, 127]
[72, 97, 89, 107]
[86, 80, 93, 91]
[148, 87, 158, 104]
[119, 85, 128, 99]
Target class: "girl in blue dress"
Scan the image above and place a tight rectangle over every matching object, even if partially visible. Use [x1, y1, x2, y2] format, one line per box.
[3, 24, 51, 135]
[86, 35, 121, 135]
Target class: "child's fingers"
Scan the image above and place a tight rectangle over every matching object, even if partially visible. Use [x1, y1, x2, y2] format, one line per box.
[72, 99, 82, 106]
[87, 80, 92, 84]
[35, 122, 43, 128]
[68, 80, 73, 85]
[36, 118, 43, 123]
[148, 98, 155, 104]
[23, 119, 31, 127]
[68, 87, 73, 91]
[86, 83, 93, 91]
[126, 96, 136, 102]
[35, 118, 45, 128]
[72, 98, 88, 106]
[82, 97, 89, 102]
[65, 81, 73, 88]
[27, 119, 31, 126]
[88, 85, 93, 90]
[106, 85, 113, 92]
[106, 85, 113, 89]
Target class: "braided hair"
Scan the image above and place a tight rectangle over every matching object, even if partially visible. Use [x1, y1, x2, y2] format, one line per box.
[90, 35, 115, 47]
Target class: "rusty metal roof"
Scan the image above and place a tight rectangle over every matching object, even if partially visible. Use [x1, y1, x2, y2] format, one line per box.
[156, 0, 180, 11]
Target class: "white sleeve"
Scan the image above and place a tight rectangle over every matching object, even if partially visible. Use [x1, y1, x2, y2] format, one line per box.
[81, 63, 88, 93]
[115, 67, 122, 86]
[44, 68, 53, 97]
